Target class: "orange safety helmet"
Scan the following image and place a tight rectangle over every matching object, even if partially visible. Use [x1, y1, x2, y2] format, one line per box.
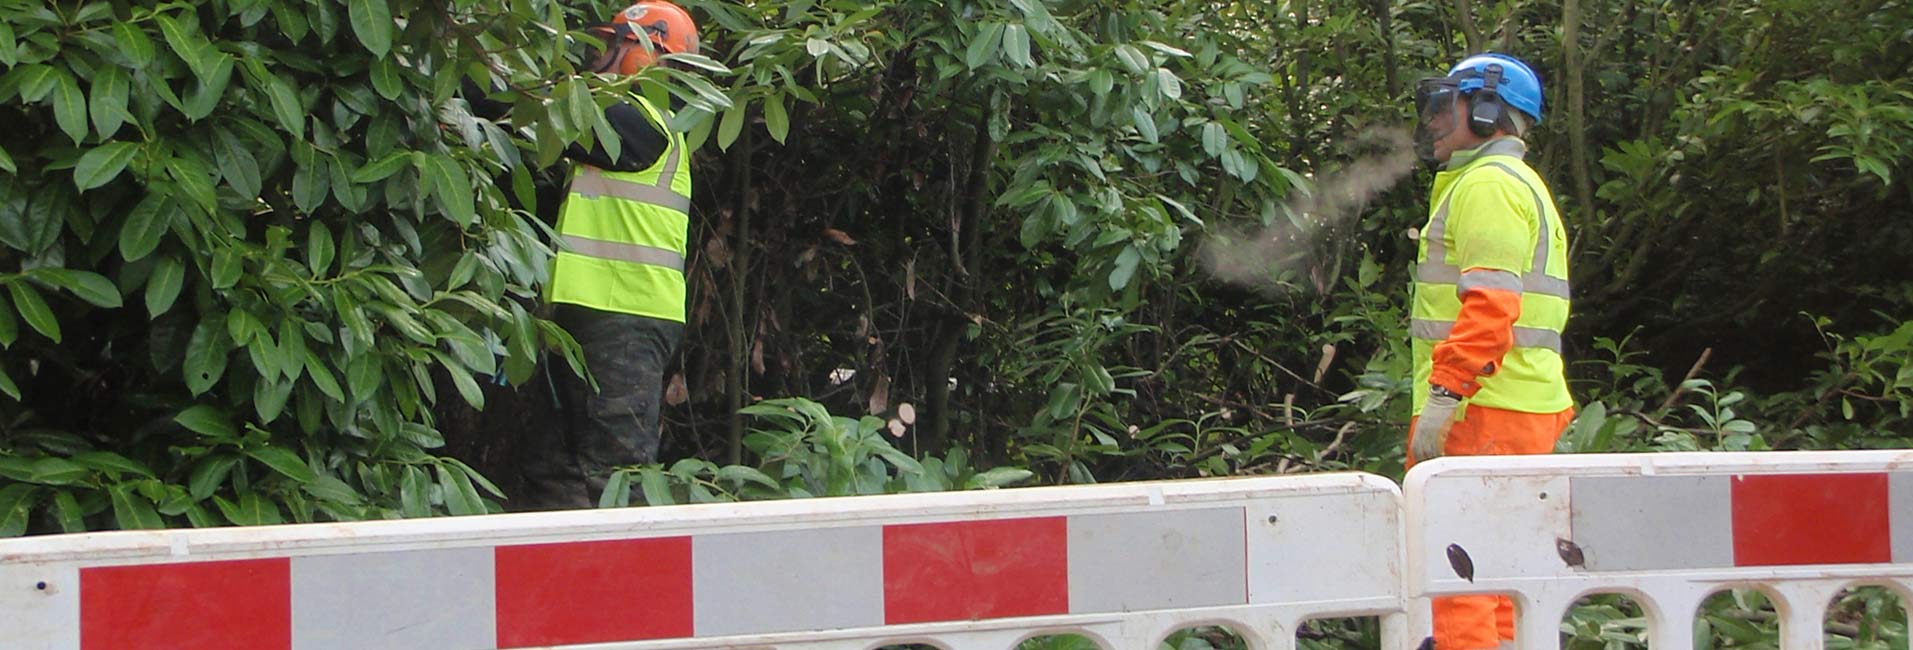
[590, 1, 700, 74]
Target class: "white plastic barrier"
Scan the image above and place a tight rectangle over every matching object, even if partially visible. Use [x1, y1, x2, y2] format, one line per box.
[1405, 450, 1913, 650]
[0, 473, 1407, 650]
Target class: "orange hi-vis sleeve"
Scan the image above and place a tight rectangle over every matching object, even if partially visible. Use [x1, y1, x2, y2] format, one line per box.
[1428, 270, 1523, 396]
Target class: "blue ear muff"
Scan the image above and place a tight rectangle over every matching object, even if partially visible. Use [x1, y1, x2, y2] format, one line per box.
[1468, 63, 1505, 138]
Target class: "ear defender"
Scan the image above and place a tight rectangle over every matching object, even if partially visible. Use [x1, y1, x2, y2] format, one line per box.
[1468, 63, 1505, 138]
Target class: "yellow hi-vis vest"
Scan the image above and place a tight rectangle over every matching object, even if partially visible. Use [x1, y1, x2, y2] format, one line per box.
[1411, 137, 1572, 415]
[547, 97, 692, 323]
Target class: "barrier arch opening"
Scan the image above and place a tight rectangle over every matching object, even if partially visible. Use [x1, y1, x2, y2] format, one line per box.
[1560, 592, 1648, 649]
[1822, 584, 1909, 650]
[1016, 632, 1106, 650]
[1161, 623, 1252, 650]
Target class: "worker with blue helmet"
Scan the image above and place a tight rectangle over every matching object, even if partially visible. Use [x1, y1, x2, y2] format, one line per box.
[1405, 52, 1574, 650]
[1412, 53, 1546, 162]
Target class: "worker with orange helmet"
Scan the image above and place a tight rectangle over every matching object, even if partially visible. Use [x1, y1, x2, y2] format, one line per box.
[587, 2, 701, 74]
[510, 1, 702, 510]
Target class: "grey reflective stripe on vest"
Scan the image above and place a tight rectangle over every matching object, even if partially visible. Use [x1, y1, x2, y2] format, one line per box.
[1409, 319, 1564, 353]
[1457, 269, 1522, 293]
[1415, 145, 1570, 300]
[570, 166, 693, 213]
[568, 122, 690, 213]
[559, 234, 686, 272]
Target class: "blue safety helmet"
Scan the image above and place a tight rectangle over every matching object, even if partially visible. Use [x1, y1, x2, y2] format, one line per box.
[1447, 53, 1544, 125]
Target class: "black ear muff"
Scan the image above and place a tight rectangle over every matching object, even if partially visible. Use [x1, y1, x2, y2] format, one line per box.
[1468, 63, 1505, 138]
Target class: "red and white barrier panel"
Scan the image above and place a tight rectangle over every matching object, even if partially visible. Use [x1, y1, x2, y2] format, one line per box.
[1405, 450, 1913, 650]
[0, 473, 1406, 650]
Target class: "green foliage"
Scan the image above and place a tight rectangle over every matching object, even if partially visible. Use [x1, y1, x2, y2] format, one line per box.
[598, 397, 1033, 506]
[0, 0, 727, 533]
[2, 0, 1907, 553]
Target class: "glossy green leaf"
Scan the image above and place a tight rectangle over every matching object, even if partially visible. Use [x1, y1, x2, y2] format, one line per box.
[145, 256, 185, 316]
[598, 470, 631, 508]
[303, 350, 343, 401]
[71, 451, 154, 478]
[254, 376, 295, 422]
[639, 468, 674, 506]
[188, 454, 240, 500]
[176, 405, 240, 439]
[399, 465, 430, 517]
[267, 76, 304, 140]
[51, 490, 84, 533]
[717, 100, 745, 151]
[1114, 43, 1149, 74]
[347, 0, 393, 58]
[426, 155, 475, 226]
[117, 194, 172, 262]
[0, 484, 33, 536]
[89, 67, 130, 138]
[6, 282, 58, 343]
[166, 156, 219, 214]
[965, 23, 1004, 69]
[431, 350, 485, 409]
[352, 151, 409, 183]
[370, 56, 402, 99]
[33, 268, 123, 308]
[113, 22, 156, 67]
[216, 493, 283, 525]
[52, 70, 87, 144]
[1002, 25, 1032, 67]
[181, 53, 234, 120]
[214, 128, 262, 200]
[183, 319, 229, 395]
[210, 247, 243, 289]
[247, 446, 317, 483]
[291, 160, 329, 213]
[30, 458, 90, 485]
[75, 141, 138, 194]
[111, 484, 166, 529]
[435, 463, 483, 515]
[0, 297, 15, 348]
[762, 94, 789, 144]
[154, 12, 210, 78]
[0, 21, 13, 68]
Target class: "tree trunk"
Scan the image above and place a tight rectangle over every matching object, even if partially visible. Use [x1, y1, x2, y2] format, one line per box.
[1455, 0, 1485, 54]
[1562, 0, 1597, 223]
[724, 128, 753, 465]
[1373, 0, 1400, 97]
[1288, 0, 1315, 167]
[922, 108, 997, 455]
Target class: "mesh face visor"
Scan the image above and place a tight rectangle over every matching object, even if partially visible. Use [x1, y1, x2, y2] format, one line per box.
[1415, 78, 1463, 125]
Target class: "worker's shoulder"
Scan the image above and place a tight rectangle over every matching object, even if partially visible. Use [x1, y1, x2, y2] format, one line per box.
[1448, 162, 1538, 202]
[1456, 155, 1543, 188]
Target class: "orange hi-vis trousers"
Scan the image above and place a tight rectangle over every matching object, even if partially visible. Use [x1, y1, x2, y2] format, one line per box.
[1408, 404, 1574, 650]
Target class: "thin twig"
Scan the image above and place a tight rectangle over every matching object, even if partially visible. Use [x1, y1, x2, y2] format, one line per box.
[1654, 347, 1713, 416]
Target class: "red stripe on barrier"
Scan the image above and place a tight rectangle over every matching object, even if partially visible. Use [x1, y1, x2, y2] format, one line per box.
[1732, 473, 1891, 566]
[494, 537, 693, 647]
[883, 516, 1068, 624]
[80, 558, 290, 650]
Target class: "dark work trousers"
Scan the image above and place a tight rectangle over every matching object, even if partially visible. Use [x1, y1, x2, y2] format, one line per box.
[519, 305, 683, 510]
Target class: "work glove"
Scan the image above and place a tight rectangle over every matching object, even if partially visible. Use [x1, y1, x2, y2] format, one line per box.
[1410, 387, 1463, 462]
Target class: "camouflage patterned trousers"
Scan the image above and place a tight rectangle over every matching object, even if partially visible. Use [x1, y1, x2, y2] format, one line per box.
[519, 305, 682, 511]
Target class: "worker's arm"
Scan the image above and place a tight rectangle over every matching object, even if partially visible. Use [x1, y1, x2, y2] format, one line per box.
[460, 78, 513, 121]
[458, 78, 669, 173]
[564, 101, 670, 173]
[1428, 178, 1534, 396]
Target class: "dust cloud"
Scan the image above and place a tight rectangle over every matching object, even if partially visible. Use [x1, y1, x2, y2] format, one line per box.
[1200, 128, 1419, 293]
